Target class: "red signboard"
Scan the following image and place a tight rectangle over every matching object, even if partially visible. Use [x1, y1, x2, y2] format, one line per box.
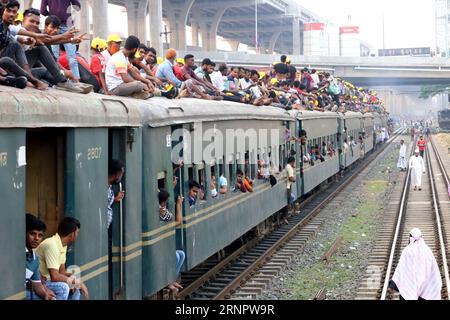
[339, 26, 360, 34]
[304, 23, 325, 31]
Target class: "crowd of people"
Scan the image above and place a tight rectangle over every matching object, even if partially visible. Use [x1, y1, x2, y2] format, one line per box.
[0, 0, 387, 114]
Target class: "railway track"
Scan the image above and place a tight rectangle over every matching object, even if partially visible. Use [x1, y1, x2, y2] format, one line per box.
[178, 129, 404, 300]
[357, 135, 450, 300]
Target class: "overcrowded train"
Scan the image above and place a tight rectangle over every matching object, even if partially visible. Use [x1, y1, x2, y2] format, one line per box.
[0, 86, 388, 300]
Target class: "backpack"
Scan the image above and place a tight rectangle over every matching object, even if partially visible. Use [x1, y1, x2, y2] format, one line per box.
[269, 175, 277, 187]
[328, 82, 340, 95]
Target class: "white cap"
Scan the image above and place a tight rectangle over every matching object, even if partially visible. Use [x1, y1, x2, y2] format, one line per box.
[415, 148, 420, 153]
[410, 228, 422, 240]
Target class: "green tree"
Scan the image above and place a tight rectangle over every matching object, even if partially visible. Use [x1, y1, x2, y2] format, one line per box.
[420, 85, 450, 99]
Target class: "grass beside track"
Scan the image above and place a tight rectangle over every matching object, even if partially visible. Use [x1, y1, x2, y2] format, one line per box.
[285, 160, 395, 300]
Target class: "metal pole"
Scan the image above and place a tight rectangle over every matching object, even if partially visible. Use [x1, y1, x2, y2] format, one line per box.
[382, 11, 385, 50]
[255, 0, 258, 52]
[119, 182, 124, 291]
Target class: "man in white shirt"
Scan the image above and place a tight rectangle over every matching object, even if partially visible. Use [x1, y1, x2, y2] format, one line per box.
[210, 63, 228, 92]
[286, 156, 296, 207]
[397, 139, 407, 171]
[105, 35, 150, 99]
[102, 34, 122, 67]
[310, 69, 320, 89]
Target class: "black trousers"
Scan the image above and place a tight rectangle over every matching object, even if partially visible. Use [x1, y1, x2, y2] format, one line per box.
[26, 46, 66, 84]
[0, 56, 29, 78]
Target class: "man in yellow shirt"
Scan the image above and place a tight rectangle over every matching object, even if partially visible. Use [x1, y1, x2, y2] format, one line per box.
[36, 217, 89, 300]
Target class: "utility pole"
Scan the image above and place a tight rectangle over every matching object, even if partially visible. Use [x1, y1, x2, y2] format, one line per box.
[160, 25, 172, 45]
[255, 0, 258, 53]
[382, 11, 385, 50]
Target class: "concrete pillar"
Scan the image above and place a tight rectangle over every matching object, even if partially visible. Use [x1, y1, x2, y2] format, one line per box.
[76, 0, 90, 59]
[92, 0, 109, 39]
[177, 22, 186, 50]
[191, 21, 199, 47]
[208, 32, 216, 51]
[148, 0, 163, 54]
[227, 39, 240, 51]
[136, 0, 148, 42]
[269, 31, 281, 53]
[126, 0, 140, 37]
[166, 16, 186, 50]
[292, 17, 301, 55]
[199, 22, 210, 51]
[207, 7, 227, 51]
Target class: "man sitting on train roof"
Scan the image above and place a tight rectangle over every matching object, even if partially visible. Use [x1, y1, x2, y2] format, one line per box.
[17, 8, 87, 94]
[1, 0, 52, 90]
[158, 188, 185, 294]
[105, 35, 154, 99]
[156, 48, 183, 89]
[25, 214, 57, 300]
[132, 44, 171, 95]
[36, 217, 89, 300]
[89, 37, 108, 93]
[194, 58, 215, 84]
[176, 54, 223, 101]
[0, 57, 28, 88]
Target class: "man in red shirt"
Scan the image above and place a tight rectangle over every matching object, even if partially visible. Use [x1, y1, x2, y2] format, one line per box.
[90, 37, 108, 94]
[417, 135, 426, 158]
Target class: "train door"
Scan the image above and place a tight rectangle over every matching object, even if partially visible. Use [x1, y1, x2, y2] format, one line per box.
[65, 128, 109, 299]
[142, 125, 177, 297]
[26, 129, 65, 236]
[108, 127, 142, 300]
[0, 129, 26, 300]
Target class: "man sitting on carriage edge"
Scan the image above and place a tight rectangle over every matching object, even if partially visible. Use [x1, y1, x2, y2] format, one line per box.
[36, 217, 89, 300]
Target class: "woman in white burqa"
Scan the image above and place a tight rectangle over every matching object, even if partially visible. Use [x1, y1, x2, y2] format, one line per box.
[389, 228, 442, 300]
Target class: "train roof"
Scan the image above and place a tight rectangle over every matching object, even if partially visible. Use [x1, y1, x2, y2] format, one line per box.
[140, 98, 293, 127]
[341, 111, 364, 119]
[288, 110, 342, 120]
[0, 86, 143, 128]
[0, 87, 293, 128]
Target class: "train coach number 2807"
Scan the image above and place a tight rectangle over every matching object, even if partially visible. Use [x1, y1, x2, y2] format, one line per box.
[87, 147, 102, 160]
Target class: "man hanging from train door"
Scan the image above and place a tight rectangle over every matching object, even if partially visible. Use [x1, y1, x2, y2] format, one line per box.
[388, 228, 442, 300]
[409, 148, 426, 191]
[107, 159, 125, 298]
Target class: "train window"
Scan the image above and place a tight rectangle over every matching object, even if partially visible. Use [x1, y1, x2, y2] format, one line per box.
[197, 163, 206, 202]
[188, 166, 194, 181]
[157, 171, 166, 190]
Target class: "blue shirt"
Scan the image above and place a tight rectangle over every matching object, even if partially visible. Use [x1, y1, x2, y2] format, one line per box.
[156, 60, 182, 87]
[26, 248, 41, 284]
[189, 196, 196, 207]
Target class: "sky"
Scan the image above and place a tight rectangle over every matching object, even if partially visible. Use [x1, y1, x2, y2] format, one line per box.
[298, 0, 436, 49]
[30, 0, 436, 51]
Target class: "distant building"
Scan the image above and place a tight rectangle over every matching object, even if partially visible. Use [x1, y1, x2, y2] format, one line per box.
[339, 26, 361, 57]
[304, 22, 369, 57]
[378, 47, 432, 57]
[436, 0, 450, 57]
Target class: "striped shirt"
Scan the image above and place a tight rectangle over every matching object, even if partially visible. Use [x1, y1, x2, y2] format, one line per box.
[159, 207, 174, 222]
[107, 186, 114, 228]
